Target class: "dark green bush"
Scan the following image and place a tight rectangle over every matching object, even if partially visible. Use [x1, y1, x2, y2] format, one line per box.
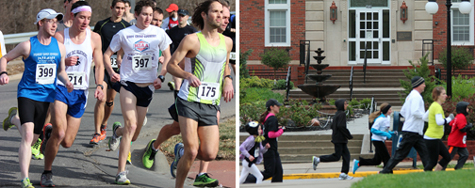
[274, 79, 294, 90]
[240, 87, 284, 105]
[260, 48, 291, 79]
[439, 46, 474, 71]
[399, 53, 440, 104]
[240, 49, 253, 79]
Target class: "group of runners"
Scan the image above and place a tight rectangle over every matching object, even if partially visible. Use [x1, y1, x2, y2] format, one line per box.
[0, 0, 234, 188]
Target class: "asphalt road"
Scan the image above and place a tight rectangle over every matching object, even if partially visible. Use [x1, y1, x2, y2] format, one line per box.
[0, 72, 236, 188]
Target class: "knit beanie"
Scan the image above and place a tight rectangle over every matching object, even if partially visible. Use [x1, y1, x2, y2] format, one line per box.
[245, 121, 259, 135]
[411, 76, 425, 88]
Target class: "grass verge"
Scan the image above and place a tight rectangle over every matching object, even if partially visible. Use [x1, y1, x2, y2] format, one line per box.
[351, 169, 475, 188]
[159, 117, 236, 164]
[416, 162, 474, 170]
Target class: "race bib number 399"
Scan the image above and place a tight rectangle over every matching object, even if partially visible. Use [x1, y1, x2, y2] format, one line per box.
[132, 55, 152, 72]
[36, 64, 56, 85]
[198, 82, 219, 101]
[111, 54, 118, 68]
[68, 72, 85, 89]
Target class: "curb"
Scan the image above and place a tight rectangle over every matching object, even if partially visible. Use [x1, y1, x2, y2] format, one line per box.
[282, 168, 459, 180]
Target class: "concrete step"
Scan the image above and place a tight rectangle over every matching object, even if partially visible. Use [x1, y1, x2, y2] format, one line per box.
[239, 134, 364, 142]
[278, 146, 362, 155]
[280, 153, 375, 163]
[290, 88, 405, 95]
[277, 134, 364, 141]
[297, 82, 402, 88]
[290, 98, 403, 106]
[278, 140, 362, 148]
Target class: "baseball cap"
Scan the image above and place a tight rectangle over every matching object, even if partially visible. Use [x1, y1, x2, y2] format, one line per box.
[177, 9, 189, 16]
[35, 9, 63, 25]
[266, 99, 283, 108]
[166, 3, 179, 12]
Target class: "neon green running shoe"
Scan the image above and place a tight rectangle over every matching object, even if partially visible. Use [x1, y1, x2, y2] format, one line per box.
[3, 107, 17, 131]
[21, 177, 34, 188]
[32, 138, 44, 160]
[168, 81, 175, 91]
[193, 173, 219, 187]
[142, 139, 157, 168]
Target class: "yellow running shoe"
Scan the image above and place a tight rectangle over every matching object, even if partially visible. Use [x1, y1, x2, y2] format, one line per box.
[127, 151, 132, 164]
[21, 177, 34, 188]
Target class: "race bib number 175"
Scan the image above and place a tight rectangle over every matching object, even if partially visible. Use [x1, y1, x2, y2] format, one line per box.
[198, 82, 219, 101]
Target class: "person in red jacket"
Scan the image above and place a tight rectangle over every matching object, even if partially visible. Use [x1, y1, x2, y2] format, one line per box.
[447, 101, 472, 170]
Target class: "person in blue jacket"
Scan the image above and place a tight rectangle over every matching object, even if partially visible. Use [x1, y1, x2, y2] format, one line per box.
[353, 103, 396, 173]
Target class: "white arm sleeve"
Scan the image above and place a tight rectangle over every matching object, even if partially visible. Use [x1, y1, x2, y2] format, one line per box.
[435, 114, 445, 126]
[423, 110, 429, 122]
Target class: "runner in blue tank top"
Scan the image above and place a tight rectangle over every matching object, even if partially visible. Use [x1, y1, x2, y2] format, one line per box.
[0, 9, 73, 188]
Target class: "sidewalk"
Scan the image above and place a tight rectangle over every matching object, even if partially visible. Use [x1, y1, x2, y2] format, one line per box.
[240, 161, 430, 188]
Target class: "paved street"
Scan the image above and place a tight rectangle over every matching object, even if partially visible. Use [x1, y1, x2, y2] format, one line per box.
[0, 72, 236, 188]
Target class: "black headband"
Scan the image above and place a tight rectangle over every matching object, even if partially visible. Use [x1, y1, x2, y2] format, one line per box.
[381, 104, 392, 114]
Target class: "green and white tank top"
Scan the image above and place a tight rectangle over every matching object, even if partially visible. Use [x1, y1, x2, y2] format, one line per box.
[177, 32, 227, 105]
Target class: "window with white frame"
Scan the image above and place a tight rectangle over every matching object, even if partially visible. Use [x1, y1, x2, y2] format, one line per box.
[265, 0, 291, 46]
[452, 0, 474, 45]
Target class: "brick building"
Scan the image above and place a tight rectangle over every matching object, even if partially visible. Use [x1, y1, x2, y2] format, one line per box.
[432, 0, 474, 60]
[241, 0, 474, 71]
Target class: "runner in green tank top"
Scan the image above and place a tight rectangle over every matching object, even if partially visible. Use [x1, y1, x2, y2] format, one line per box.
[166, 0, 234, 187]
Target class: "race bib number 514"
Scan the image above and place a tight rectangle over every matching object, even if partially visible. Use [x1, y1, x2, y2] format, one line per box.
[36, 64, 56, 85]
[198, 82, 219, 101]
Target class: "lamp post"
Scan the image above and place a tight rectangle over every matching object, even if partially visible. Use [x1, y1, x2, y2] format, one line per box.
[425, 0, 472, 97]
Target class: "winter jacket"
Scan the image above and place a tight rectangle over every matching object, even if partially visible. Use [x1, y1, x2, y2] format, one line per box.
[331, 99, 353, 143]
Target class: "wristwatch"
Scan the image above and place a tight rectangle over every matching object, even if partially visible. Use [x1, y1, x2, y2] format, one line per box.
[224, 75, 232, 81]
[158, 75, 165, 82]
[96, 84, 104, 90]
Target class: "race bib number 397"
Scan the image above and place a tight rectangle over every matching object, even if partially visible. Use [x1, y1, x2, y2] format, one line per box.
[132, 55, 152, 72]
[36, 64, 56, 85]
[197, 82, 219, 101]
[68, 72, 85, 89]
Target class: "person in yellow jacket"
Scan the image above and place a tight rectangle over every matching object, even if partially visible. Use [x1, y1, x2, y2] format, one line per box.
[422, 86, 454, 171]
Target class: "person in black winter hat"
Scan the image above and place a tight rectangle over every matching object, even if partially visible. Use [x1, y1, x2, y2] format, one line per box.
[312, 99, 354, 180]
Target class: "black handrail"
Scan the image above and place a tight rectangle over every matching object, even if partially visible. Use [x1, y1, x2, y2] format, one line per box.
[369, 96, 376, 153]
[422, 39, 434, 66]
[349, 66, 354, 99]
[285, 66, 292, 103]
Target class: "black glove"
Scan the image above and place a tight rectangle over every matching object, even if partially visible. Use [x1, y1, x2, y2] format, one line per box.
[460, 123, 473, 132]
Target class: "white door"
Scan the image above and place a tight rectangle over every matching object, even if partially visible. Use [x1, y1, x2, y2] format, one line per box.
[348, 9, 391, 64]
